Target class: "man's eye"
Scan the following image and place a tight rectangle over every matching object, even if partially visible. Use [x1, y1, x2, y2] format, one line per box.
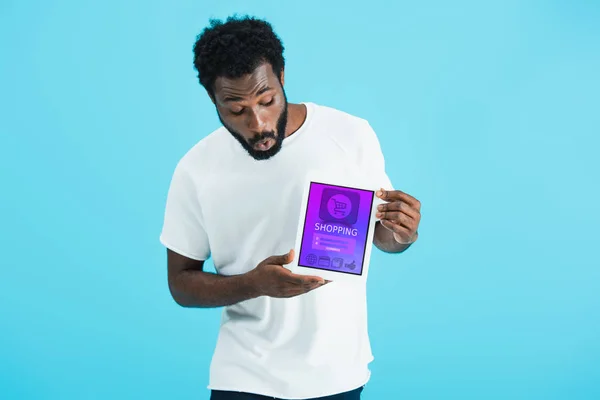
[231, 109, 244, 116]
[263, 98, 274, 106]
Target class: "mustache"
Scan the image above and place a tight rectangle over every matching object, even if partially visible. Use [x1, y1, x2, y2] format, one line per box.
[248, 131, 277, 145]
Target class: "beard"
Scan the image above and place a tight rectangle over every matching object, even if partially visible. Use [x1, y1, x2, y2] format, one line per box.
[218, 95, 289, 161]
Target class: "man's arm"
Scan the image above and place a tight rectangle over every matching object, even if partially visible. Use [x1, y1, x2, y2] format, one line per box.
[166, 249, 326, 308]
[167, 249, 258, 308]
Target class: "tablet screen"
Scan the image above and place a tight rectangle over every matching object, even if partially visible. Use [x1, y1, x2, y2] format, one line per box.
[298, 181, 375, 276]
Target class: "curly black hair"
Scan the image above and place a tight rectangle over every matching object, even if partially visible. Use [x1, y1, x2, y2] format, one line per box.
[192, 15, 285, 97]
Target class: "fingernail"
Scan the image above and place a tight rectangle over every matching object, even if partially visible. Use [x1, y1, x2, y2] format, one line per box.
[377, 205, 383, 210]
[376, 190, 382, 197]
[376, 212, 382, 218]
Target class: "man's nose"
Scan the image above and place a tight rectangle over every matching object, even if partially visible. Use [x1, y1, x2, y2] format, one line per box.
[247, 108, 267, 132]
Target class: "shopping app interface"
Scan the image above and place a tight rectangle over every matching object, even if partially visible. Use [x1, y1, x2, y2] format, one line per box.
[299, 182, 374, 275]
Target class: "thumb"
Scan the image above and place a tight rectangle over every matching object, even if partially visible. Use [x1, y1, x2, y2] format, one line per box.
[267, 249, 295, 266]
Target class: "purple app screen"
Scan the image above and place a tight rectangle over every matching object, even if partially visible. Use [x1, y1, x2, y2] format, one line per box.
[298, 182, 374, 275]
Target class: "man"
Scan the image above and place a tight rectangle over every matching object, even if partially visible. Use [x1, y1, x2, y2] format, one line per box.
[160, 15, 422, 400]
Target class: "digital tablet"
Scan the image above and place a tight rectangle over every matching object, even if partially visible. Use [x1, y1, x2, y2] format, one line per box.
[290, 170, 384, 283]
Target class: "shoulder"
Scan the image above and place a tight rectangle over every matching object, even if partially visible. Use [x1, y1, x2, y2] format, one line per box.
[174, 126, 231, 176]
[311, 103, 371, 129]
[310, 102, 380, 144]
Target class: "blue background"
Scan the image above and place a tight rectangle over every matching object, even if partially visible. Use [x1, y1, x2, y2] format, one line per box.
[1, 1, 599, 399]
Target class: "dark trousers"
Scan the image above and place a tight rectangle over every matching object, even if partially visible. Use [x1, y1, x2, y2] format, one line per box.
[210, 386, 364, 400]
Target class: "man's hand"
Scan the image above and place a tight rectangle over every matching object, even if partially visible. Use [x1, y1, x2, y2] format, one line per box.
[375, 188, 421, 245]
[246, 249, 327, 298]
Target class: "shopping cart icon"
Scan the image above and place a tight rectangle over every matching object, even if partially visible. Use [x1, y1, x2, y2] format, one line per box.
[332, 199, 347, 216]
[319, 188, 360, 225]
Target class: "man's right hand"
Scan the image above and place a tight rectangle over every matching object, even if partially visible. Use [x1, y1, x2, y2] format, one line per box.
[246, 249, 328, 298]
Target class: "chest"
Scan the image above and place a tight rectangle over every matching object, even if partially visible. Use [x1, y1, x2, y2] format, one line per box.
[196, 140, 365, 273]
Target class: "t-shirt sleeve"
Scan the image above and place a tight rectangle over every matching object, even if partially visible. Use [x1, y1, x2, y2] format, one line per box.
[362, 120, 394, 191]
[159, 162, 211, 261]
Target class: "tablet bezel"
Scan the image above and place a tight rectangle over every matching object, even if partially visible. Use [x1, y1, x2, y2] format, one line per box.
[290, 169, 383, 283]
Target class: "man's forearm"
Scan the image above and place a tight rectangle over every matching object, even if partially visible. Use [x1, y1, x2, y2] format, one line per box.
[169, 270, 259, 308]
[373, 222, 414, 253]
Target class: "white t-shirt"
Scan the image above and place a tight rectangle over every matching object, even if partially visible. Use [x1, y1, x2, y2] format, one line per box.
[159, 102, 393, 399]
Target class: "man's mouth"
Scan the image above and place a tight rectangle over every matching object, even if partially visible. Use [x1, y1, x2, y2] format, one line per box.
[254, 138, 274, 151]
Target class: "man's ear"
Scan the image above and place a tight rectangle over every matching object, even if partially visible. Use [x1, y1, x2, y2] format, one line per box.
[279, 68, 285, 87]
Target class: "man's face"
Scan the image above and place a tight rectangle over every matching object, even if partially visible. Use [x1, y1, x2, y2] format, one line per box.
[212, 63, 288, 160]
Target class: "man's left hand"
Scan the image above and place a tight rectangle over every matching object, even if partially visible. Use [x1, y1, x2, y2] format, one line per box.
[375, 189, 421, 244]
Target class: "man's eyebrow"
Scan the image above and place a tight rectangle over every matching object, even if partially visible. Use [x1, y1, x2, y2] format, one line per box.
[223, 86, 273, 103]
[223, 95, 244, 102]
[256, 86, 272, 96]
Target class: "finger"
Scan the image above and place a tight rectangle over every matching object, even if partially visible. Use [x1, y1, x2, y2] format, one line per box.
[380, 217, 415, 234]
[276, 268, 307, 285]
[264, 249, 295, 266]
[273, 287, 306, 298]
[376, 209, 420, 223]
[377, 211, 410, 226]
[380, 219, 414, 236]
[376, 201, 420, 218]
[297, 274, 326, 286]
[279, 268, 324, 286]
[376, 189, 421, 209]
[276, 284, 320, 298]
[282, 281, 328, 297]
[377, 201, 402, 212]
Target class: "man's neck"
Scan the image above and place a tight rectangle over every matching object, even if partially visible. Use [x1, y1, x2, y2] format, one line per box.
[285, 103, 307, 138]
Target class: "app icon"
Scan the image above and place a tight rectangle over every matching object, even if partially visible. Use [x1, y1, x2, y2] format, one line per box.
[318, 256, 331, 267]
[345, 260, 356, 270]
[319, 188, 360, 225]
